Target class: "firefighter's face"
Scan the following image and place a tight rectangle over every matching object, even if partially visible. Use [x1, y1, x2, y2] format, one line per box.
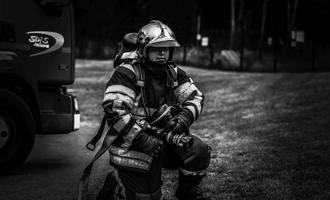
[147, 47, 170, 64]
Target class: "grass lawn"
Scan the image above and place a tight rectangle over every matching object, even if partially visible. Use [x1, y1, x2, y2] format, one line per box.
[72, 59, 330, 200]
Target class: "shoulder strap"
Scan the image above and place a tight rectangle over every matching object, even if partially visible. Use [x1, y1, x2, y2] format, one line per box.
[132, 62, 145, 87]
[131, 62, 150, 116]
[166, 63, 178, 88]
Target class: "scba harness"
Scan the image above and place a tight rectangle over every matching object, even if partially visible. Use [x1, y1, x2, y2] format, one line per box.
[131, 60, 178, 117]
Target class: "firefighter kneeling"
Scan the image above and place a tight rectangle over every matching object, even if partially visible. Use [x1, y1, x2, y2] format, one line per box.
[97, 20, 211, 200]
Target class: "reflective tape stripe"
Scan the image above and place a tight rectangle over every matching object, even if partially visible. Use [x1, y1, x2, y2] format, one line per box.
[112, 100, 125, 109]
[105, 85, 136, 99]
[103, 96, 135, 110]
[113, 113, 132, 133]
[194, 95, 204, 101]
[109, 146, 152, 162]
[179, 168, 207, 176]
[103, 92, 134, 102]
[112, 108, 129, 116]
[175, 82, 201, 104]
[103, 94, 136, 111]
[184, 105, 197, 120]
[110, 154, 151, 172]
[185, 98, 202, 115]
[174, 82, 191, 103]
[175, 81, 203, 119]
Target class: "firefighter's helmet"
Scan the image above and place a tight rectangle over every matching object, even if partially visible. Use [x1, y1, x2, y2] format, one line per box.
[137, 20, 180, 59]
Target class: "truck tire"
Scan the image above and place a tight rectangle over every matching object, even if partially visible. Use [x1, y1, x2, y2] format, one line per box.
[0, 89, 35, 173]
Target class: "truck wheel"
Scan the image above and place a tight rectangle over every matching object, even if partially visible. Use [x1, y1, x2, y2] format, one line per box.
[0, 89, 35, 173]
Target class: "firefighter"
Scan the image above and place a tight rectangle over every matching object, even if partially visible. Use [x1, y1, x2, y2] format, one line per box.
[97, 20, 211, 200]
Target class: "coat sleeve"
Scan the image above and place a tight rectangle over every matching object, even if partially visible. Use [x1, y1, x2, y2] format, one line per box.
[173, 66, 204, 121]
[102, 63, 143, 148]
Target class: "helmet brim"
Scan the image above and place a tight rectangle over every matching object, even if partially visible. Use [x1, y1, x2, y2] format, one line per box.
[149, 40, 180, 48]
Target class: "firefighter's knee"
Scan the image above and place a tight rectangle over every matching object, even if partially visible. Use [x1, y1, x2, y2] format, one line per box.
[182, 135, 211, 171]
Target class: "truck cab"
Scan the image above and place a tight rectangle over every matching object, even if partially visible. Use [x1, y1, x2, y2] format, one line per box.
[0, 0, 80, 172]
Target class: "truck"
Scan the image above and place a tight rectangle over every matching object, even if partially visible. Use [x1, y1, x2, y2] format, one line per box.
[0, 0, 80, 172]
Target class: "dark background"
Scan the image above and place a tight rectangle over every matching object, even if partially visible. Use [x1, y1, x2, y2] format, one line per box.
[74, 0, 330, 71]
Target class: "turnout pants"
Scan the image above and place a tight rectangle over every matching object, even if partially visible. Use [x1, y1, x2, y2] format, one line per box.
[97, 135, 211, 200]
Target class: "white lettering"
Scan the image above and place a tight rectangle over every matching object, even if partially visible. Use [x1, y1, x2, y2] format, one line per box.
[28, 35, 50, 48]
[33, 43, 49, 48]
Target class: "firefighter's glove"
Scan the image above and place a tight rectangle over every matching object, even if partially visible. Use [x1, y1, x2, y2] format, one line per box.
[131, 132, 165, 158]
[165, 108, 193, 135]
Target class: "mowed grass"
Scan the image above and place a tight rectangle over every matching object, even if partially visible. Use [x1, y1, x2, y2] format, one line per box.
[71, 59, 330, 200]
